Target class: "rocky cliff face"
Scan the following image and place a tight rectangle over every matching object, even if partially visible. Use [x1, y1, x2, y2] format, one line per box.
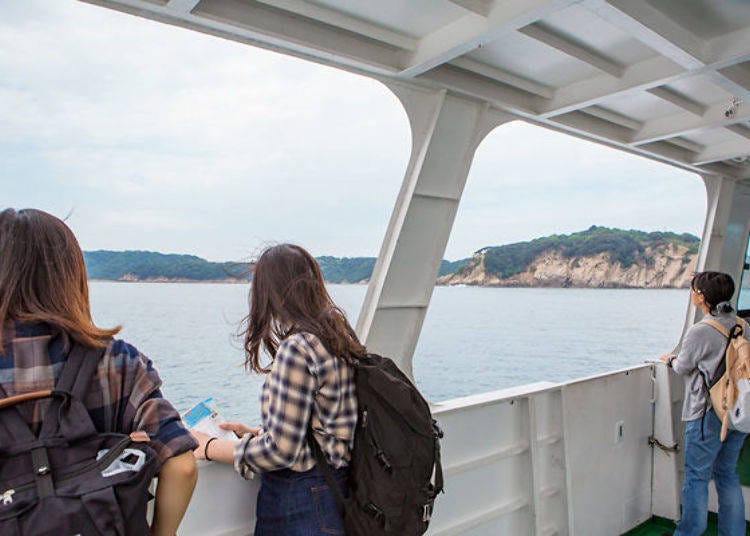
[439, 243, 697, 288]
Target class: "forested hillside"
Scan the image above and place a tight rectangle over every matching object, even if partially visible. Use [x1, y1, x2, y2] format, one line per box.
[85, 227, 700, 288]
[84, 251, 249, 281]
[440, 226, 700, 288]
[85, 251, 467, 283]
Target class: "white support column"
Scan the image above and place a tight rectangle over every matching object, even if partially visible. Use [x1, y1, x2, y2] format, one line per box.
[670, 175, 738, 344]
[692, 175, 750, 314]
[696, 175, 736, 273]
[356, 85, 506, 377]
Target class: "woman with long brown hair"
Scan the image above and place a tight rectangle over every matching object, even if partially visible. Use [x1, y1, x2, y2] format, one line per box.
[191, 244, 365, 535]
[0, 208, 198, 535]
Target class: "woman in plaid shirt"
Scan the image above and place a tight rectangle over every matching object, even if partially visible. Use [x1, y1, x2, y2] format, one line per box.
[192, 244, 364, 535]
[0, 208, 198, 535]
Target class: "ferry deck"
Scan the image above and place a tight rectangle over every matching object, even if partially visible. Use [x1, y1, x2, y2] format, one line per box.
[74, 0, 750, 533]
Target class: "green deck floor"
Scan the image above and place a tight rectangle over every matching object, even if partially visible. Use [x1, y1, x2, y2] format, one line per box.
[624, 514, 750, 535]
[738, 435, 750, 486]
[624, 437, 750, 535]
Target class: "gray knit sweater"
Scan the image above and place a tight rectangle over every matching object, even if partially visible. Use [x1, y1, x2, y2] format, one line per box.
[672, 303, 750, 421]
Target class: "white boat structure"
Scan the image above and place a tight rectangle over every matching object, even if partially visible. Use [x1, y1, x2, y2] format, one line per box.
[79, 0, 750, 533]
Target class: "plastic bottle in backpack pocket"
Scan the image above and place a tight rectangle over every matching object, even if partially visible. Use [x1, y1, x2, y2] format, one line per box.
[729, 380, 750, 433]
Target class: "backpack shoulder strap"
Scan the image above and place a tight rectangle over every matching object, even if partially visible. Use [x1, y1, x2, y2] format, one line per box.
[737, 317, 750, 337]
[306, 420, 347, 514]
[702, 318, 730, 337]
[55, 342, 105, 400]
[38, 342, 106, 439]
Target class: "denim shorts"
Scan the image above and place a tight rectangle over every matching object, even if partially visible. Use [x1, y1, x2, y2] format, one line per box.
[255, 465, 349, 536]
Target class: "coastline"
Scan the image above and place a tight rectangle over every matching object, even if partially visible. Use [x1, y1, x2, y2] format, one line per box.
[88, 278, 695, 289]
[89, 278, 248, 284]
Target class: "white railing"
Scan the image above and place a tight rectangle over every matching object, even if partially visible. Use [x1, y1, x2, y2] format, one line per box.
[180, 363, 661, 535]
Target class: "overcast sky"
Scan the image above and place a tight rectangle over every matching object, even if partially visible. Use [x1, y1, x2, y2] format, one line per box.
[1, 1, 707, 261]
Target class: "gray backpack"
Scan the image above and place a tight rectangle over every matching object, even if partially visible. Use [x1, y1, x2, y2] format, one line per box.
[0, 344, 158, 535]
[702, 317, 750, 440]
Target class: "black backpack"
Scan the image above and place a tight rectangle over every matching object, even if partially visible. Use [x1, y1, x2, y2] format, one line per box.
[307, 353, 444, 535]
[0, 344, 159, 536]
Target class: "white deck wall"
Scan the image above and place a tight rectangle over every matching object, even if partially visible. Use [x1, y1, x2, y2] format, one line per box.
[180, 364, 657, 536]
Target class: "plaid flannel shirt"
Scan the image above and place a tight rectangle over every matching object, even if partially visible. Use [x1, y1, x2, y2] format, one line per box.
[234, 332, 357, 476]
[0, 322, 197, 466]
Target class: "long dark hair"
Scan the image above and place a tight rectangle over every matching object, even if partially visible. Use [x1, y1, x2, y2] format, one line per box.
[0, 208, 120, 348]
[242, 244, 366, 373]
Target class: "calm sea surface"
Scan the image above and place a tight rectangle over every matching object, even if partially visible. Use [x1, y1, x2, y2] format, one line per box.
[89, 282, 689, 423]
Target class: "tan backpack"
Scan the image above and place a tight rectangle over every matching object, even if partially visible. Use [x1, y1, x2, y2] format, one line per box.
[702, 317, 750, 441]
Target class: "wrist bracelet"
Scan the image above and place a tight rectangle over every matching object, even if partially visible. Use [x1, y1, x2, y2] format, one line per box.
[204, 437, 218, 461]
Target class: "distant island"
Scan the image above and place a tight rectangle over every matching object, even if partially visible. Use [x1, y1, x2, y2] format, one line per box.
[440, 226, 699, 288]
[84, 251, 463, 284]
[85, 226, 701, 288]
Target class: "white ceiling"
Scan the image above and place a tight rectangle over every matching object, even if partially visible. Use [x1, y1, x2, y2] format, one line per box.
[81, 0, 750, 179]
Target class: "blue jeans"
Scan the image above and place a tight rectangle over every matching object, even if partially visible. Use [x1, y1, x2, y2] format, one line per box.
[255, 465, 348, 536]
[675, 409, 747, 536]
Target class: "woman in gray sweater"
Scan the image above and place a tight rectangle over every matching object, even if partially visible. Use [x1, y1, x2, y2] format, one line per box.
[660, 271, 749, 535]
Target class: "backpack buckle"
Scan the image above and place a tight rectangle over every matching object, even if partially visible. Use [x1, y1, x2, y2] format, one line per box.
[376, 451, 392, 472]
[364, 502, 386, 523]
[422, 503, 432, 522]
[432, 420, 444, 439]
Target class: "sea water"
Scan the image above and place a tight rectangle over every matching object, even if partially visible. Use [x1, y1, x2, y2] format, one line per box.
[89, 282, 688, 424]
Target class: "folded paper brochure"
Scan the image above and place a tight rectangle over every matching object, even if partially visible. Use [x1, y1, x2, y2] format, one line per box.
[182, 398, 237, 442]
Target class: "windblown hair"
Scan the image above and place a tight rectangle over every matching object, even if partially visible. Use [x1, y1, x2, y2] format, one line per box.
[691, 271, 735, 315]
[0, 208, 120, 349]
[242, 244, 366, 373]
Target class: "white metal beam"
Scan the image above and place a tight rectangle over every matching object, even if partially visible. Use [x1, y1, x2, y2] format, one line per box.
[167, 0, 201, 14]
[547, 111, 632, 144]
[706, 25, 750, 68]
[356, 86, 502, 377]
[726, 123, 750, 141]
[256, 0, 418, 51]
[450, 57, 554, 98]
[399, 0, 577, 78]
[700, 162, 745, 179]
[540, 55, 684, 118]
[81, 0, 404, 76]
[425, 64, 543, 115]
[632, 100, 750, 145]
[193, 0, 404, 71]
[647, 86, 706, 116]
[543, 0, 750, 117]
[665, 137, 704, 155]
[719, 64, 750, 89]
[519, 23, 623, 77]
[715, 62, 750, 103]
[419, 64, 741, 179]
[636, 140, 694, 164]
[691, 140, 750, 166]
[588, 0, 704, 68]
[580, 105, 642, 131]
[598, 0, 750, 79]
[447, 0, 493, 17]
